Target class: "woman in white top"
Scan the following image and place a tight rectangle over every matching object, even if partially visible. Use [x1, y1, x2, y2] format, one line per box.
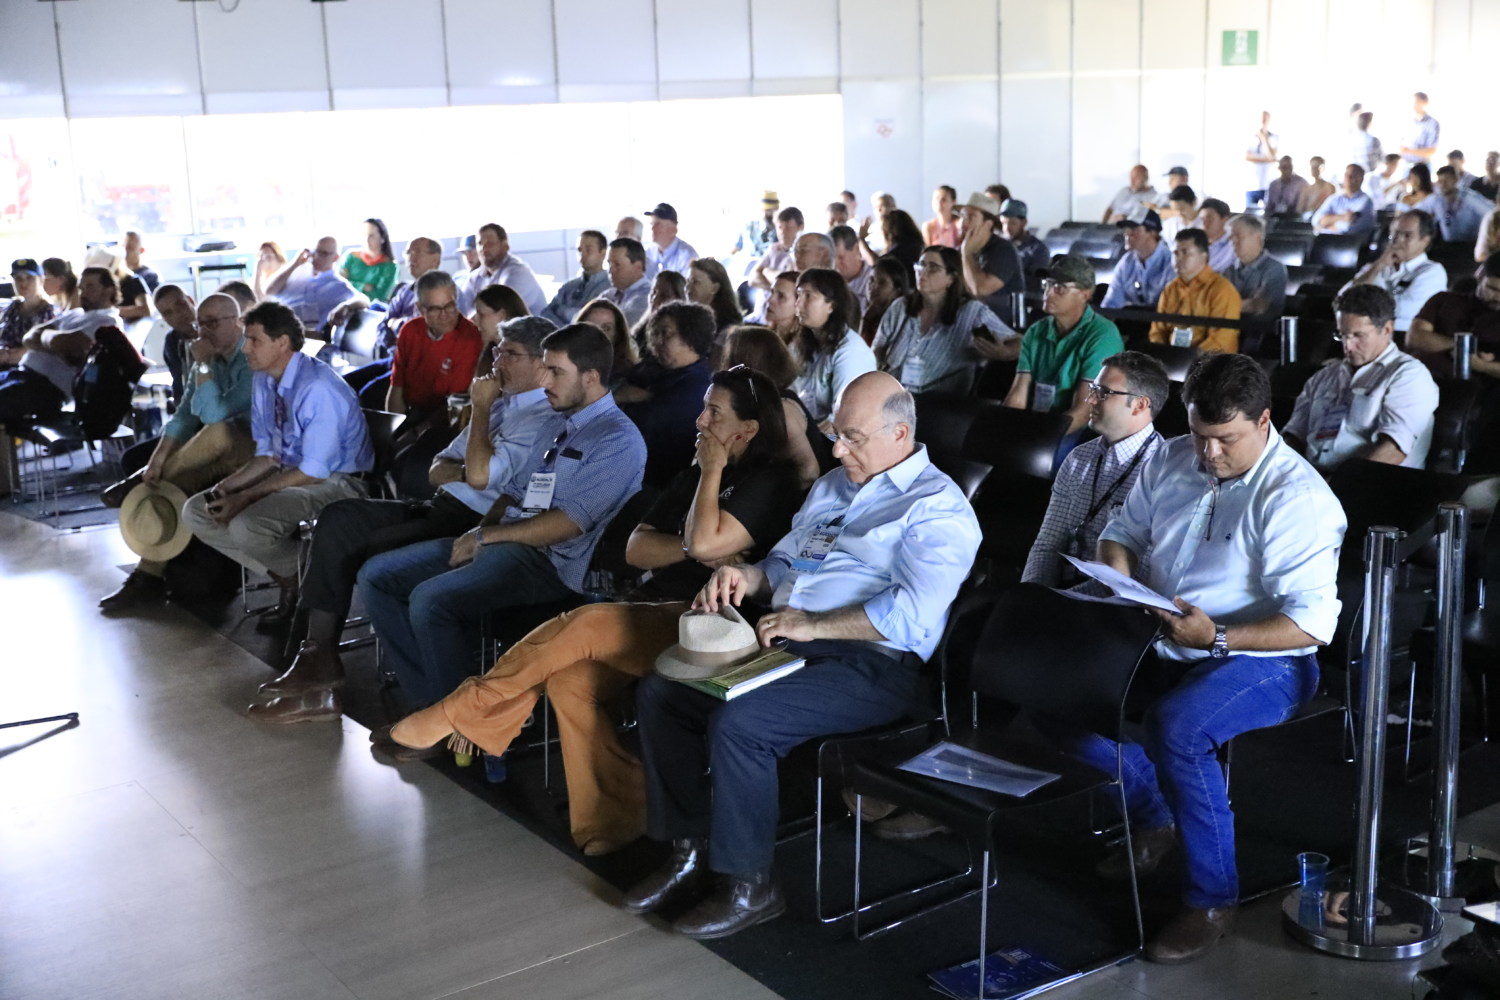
[873, 245, 1014, 395]
[789, 268, 875, 423]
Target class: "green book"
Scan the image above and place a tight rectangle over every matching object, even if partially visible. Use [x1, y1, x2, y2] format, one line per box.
[678, 648, 806, 700]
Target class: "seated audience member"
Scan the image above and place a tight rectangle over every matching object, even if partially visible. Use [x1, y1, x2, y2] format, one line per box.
[1042, 352, 1344, 964]
[87, 247, 150, 323]
[857, 256, 912, 346]
[576, 298, 637, 383]
[253, 242, 287, 301]
[873, 245, 1014, 393]
[1222, 215, 1289, 339]
[1368, 153, 1407, 210]
[181, 301, 374, 623]
[248, 317, 564, 722]
[1004, 256, 1125, 437]
[923, 185, 961, 248]
[42, 257, 78, 311]
[1022, 350, 1168, 587]
[1401, 91, 1441, 164]
[465, 284, 532, 385]
[1101, 211, 1174, 310]
[793, 232, 836, 273]
[748, 207, 804, 297]
[616, 217, 645, 243]
[731, 191, 778, 261]
[830, 225, 874, 314]
[1160, 185, 1197, 244]
[1422, 166, 1493, 244]
[1344, 210, 1448, 335]
[618, 302, 716, 492]
[862, 209, 924, 272]
[957, 192, 1024, 319]
[1283, 285, 1437, 471]
[1314, 165, 1382, 237]
[265, 237, 362, 330]
[459, 223, 547, 316]
[827, 201, 850, 230]
[99, 294, 256, 612]
[764, 271, 801, 345]
[1197, 199, 1235, 273]
[0, 258, 57, 356]
[622, 372, 981, 939]
[1448, 150, 1480, 191]
[648, 270, 688, 315]
[1401, 163, 1436, 209]
[985, 184, 1012, 206]
[122, 231, 159, 295]
[218, 281, 257, 314]
[453, 234, 480, 284]
[354, 324, 645, 711]
[1476, 202, 1500, 266]
[1104, 164, 1157, 224]
[1474, 151, 1500, 202]
[790, 268, 877, 423]
[372, 236, 444, 356]
[603, 237, 653, 327]
[1406, 254, 1500, 370]
[1000, 199, 1049, 285]
[385, 271, 484, 419]
[372, 367, 804, 852]
[1297, 157, 1336, 216]
[338, 218, 398, 304]
[1264, 156, 1308, 217]
[152, 284, 198, 403]
[721, 324, 833, 486]
[541, 230, 612, 328]
[0, 266, 119, 424]
[645, 203, 698, 277]
[1150, 229, 1243, 353]
[687, 258, 744, 341]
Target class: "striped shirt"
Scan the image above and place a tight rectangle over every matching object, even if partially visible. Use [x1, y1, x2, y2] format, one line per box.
[873, 298, 1011, 393]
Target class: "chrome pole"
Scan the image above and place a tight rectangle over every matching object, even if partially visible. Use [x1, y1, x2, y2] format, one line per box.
[1010, 291, 1026, 330]
[1429, 503, 1468, 909]
[1280, 317, 1299, 365]
[1453, 332, 1475, 381]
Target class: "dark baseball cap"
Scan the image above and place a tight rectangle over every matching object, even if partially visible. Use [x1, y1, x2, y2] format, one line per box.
[1117, 209, 1164, 232]
[645, 202, 678, 223]
[1043, 254, 1096, 290]
[1164, 165, 1189, 177]
[10, 258, 42, 277]
[998, 198, 1028, 220]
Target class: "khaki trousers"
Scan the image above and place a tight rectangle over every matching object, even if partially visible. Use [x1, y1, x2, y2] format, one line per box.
[182, 471, 367, 579]
[406, 601, 686, 850]
[135, 422, 256, 574]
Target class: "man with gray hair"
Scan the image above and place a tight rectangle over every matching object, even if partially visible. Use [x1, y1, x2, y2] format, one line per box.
[830, 225, 873, 312]
[249, 314, 567, 724]
[384, 270, 484, 419]
[793, 231, 836, 272]
[1222, 215, 1288, 347]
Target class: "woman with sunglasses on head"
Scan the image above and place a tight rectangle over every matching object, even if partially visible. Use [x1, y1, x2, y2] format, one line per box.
[789, 268, 876, 426]
[872, 245, 1015, 395]
[371, 365, 806, 857]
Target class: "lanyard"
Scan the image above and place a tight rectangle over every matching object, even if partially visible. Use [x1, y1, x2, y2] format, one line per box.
[1085, 432, 1157, 526]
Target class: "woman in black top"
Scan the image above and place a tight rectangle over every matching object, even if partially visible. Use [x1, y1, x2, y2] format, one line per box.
[720, 323, 836, 486]
[377, 365, 805, 856]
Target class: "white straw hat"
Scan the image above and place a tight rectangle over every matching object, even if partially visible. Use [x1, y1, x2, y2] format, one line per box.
[654, 605, 763, 681]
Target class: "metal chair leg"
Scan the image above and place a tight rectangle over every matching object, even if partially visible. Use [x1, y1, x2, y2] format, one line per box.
[977, 849, 990, 1000]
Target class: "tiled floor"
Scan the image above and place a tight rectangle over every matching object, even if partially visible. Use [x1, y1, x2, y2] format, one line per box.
[0, 511, 1476, 999]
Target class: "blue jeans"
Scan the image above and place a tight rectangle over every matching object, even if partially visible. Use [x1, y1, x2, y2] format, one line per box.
[357, 539, 574, 708]
[1035, 652, 1319, 908]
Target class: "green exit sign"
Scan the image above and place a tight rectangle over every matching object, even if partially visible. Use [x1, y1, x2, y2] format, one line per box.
[1222, 29, 1258, 66]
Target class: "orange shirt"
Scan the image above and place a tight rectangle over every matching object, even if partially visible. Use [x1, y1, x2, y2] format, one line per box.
[1149, 268, 1243, 353]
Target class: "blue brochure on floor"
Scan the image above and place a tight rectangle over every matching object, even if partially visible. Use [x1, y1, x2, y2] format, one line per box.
[928, 946, 1069, 999]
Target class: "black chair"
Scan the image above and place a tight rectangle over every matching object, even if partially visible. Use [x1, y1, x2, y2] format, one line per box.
[1307, 233, 1365, 270]
[1268, 360, 1323, 429]
[1137, 342, 1199, 383]
[361, 408, 407, 500]
[1428, 377, 1487, 474]
[912, 394, 992, 499]
[1155, 383, 1189, 439]
[1284, 264, 1325, 296]
[965, 406, 1071, 580]
[1043, 229, 1077, 255]
[837, 584, 1159, 989]
[1265, 235, 1312, 267]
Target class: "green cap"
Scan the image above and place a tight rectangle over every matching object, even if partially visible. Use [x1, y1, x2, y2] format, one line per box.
[1043, 254, 1096, 291]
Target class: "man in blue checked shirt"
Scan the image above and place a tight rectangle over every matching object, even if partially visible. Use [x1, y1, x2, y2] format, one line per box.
[1101, 210, 1174, 309]
[182, 300, 373, 620]
[623, 372, 981, 941]
[355, 324, 646, 714]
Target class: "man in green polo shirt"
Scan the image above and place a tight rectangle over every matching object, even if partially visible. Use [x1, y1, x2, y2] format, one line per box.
[1004, 254, 1124, 437]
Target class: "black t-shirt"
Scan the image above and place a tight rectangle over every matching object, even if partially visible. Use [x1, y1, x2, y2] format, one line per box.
[120, 275, 148, 309]
[976, 234, 1024, 316]
[631, 459, 804, 600]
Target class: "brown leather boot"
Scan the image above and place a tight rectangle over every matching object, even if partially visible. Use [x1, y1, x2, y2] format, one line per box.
[254, 573, 300, 633]
[622, 839, 709, 914]
[256, 640, 344, 699]
[245, 688, 343, 725]
[672, 874, 786, 940]
[1097, 825, 1177, 880]
[1144, 905, 1237, 964]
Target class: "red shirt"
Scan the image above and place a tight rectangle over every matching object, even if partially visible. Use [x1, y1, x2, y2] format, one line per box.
[390, 315, 484, 411]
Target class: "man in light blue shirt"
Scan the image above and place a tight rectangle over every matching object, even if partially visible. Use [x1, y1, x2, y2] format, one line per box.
[355, 324, 646, 712]
[1400, 92, 1441, 164]
[540, 230, 612, 327]
[602, 237, 653, 326]
[1043, 354, 1344, 965]
[644, 203, 698, 276]
[183, 300, 372, 611]
[1311, 164, 1376, 237]
[1101, 211, 1173, 309]
[458, 222, 548, 316]
[625, 372, 981, 940]
[264, 236, 362, 330]
[248, 316, 566, 725]
[1421, 166, 1492, 243]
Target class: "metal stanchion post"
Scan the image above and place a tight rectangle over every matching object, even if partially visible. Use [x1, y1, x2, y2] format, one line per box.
[1280, 317, 1299, 365]
[1454, 332, 1475, 381]
[1284, 526, 1444, 959]
[1428, 503, 1468, 911]
[1010, 291, 1026, 331]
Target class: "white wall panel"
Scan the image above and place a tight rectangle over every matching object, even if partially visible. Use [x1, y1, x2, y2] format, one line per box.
[839, 0, 920, 79]
[55, 0, 201, 117]
[444, 0, 558, 106]
[656, 0, 751, 88]
[921, 0, 998, 78]
[749, 0, 839, 89]
[1070, 0, 1141, 219]
[554, 0, 657, 102]
[1138, 70, 1203, 190]
[1140, 0, 1205, 71]
[1000, 0, 1071, 76]
[0, 1, 65, 118]
[1200, 0, 1267, 206]
[842, 80, 923, 216]
[1073, 0, 1140, 73]
[324, 0, 448, 110]
[922, 80, 1000, 200]
[195, 0, 328, 115]
[1001, 77, 1071, 229]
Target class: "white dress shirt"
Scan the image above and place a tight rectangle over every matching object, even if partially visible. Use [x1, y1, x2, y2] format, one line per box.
[1282, 342, 1438, 470]
[646, 237, 698, 277]
[459, 255, 548, 316]
[1366, 253, 1449, 333]
[1100, 427, 1346, 661]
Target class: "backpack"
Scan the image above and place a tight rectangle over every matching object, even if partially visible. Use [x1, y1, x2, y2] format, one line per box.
[72, 325, 148, 439]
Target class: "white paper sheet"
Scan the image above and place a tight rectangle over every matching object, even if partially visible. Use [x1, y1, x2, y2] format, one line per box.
[1061, 556, 1183, 615]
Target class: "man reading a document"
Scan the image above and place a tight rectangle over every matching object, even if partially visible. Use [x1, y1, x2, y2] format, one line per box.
[1053, 353, 1345, 964]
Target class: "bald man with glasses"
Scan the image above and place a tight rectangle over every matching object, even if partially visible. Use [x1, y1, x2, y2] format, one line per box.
[264, 235, 362, 330]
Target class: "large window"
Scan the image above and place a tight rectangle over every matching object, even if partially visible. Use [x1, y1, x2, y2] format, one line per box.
[0, 93, 844, 278]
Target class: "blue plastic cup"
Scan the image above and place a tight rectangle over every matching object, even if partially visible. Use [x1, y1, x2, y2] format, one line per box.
[1297, 851, 1329, 927]
[483, 751, 508, 784]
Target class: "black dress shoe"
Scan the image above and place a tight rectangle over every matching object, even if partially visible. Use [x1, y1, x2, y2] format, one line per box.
[254, 584, 300, 633]
[622, 839, 708, 914]
[1144, 905, 1237, 963]
[100, 471, 145, 509]
[257, 640, 344, 699]
[672, 874, 786, 940]
[99, 570, 167, 612]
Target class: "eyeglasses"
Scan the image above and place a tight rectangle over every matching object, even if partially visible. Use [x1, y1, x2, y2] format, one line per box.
[496, 347, 536, 361]
[823, 421, 894, 447]
[1041, 279, 1083, 293]
[421, 302, 459, 315]
[1087, 380, 1142, 400]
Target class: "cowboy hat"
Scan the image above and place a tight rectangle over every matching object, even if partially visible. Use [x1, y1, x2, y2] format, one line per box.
[119, 481, 192, 562]
[654, 604, 763, 681]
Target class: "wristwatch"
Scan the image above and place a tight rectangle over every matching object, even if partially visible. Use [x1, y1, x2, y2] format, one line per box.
[195, 362, 212, 376]
[1210, 624, 1230, 659]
